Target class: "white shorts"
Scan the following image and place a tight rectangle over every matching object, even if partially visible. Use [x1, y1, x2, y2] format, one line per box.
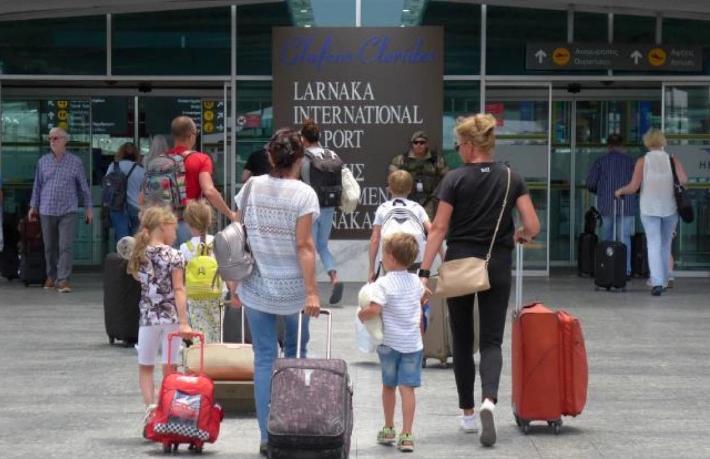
[137, 324, 182, 366]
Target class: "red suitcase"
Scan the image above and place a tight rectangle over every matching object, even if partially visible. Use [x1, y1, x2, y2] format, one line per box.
[145, 332, 224, 453]
[511, 244, 588, 434]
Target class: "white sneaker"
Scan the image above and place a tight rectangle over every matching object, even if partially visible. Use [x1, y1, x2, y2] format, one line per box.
[460, 413, 478, 433]
[479, 399, 496, 447]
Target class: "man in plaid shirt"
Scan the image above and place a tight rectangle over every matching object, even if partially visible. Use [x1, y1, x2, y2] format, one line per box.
[29, 127, 93, 293]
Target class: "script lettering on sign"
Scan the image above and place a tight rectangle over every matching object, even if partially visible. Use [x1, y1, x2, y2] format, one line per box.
[273, 28, 443, 238]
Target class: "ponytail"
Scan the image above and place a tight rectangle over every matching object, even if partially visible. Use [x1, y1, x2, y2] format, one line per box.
[127, 228, 150, 276]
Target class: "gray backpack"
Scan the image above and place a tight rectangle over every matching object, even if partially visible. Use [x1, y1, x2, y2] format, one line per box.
[213, 180, 255, 282]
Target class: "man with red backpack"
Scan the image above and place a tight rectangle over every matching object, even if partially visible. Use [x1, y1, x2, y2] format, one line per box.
[142, 116, 237, 245]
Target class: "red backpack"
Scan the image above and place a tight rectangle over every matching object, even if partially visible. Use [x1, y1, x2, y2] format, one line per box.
[144, 332, 223, 453]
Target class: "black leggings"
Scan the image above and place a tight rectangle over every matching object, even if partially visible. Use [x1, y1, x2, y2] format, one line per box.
[446, 253, 512, 409]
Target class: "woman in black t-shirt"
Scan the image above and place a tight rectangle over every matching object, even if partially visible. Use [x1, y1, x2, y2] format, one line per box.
[418, 114, 540, 447]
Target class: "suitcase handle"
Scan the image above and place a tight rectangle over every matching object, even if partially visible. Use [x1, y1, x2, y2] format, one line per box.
[613, 197, 625, 242]
[167, 331, 205, 373]
[297, 309, 332, 359]
[515, 243, 523, 313]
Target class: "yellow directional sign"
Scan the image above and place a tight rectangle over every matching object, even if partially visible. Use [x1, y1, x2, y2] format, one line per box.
[647, 48, 667, 67]
[57, 100, 68, 109]
[58, 121, 69, 130]
[57, 110, 68, 121]
[203, 111, 214, 121]
[203, 122, 215, 134]
[203, 100, 215, 110]
[552, 47, 571, 66]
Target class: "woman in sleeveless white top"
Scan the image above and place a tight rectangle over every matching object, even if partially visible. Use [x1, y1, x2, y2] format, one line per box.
[615, 129, 688, 296]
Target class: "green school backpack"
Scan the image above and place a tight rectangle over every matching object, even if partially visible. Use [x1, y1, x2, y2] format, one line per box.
[185, 240, 222, 301]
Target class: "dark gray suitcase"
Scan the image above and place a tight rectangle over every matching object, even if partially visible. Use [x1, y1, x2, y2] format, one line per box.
[267, 310, 353, 459]
[103, 253, 140, 346]
[594, 199, 627, 291]
[19, 252, 46, 286]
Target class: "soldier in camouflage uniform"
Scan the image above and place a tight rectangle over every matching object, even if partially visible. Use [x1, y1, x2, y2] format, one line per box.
[388, 131, 448, 219]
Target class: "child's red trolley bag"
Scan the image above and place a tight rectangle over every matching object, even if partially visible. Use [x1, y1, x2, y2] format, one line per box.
[145, 332, 224, 454]
[511, 244, 588, 434]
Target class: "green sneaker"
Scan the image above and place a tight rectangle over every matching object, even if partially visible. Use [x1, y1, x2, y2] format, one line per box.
[377, 426, 396, 445]
[397, 432, 414, 453]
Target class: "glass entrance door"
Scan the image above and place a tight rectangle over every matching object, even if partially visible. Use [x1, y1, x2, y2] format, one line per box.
[486, 84, 551, 273]
[663, 85, 710, 272]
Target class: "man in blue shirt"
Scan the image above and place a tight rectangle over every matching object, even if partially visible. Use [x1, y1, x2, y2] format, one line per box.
[29, 127, 93, 293]
[586, 134, 638, 277]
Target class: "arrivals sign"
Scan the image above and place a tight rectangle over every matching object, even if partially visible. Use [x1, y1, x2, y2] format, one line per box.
[526, 43, 703, 72]
[272, 27, 444, 238]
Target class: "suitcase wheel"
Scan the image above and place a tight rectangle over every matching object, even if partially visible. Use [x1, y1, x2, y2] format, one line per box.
[522, 423, 530, 435]
[422, 359, 427, 368]
[108, 336, 115, 345]
[189, 443, 203, 454]
[547, 420, 563, 435]
[162, 442, 179, 453]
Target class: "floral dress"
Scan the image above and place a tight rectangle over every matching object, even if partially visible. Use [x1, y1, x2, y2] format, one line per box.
[137, 245, 185, 327]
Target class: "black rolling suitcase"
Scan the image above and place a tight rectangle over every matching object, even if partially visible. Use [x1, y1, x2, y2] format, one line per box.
[1, 212, 19, 281]
[18, 218, 46, 286]
[631, 233, 649, 278]
[103, 253, 140, 346]
[594, 198, 627, 291]
[578, 207, 601, 277]
[267, 310, 353, 459]
[577, 232, 598, 277]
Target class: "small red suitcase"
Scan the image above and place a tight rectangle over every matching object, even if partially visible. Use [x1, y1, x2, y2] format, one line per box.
[145, 332, 224, 453]
[511, 244, 588, 434]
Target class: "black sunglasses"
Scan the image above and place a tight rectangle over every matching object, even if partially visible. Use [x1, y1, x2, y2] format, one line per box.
[412, 140, 427, 145]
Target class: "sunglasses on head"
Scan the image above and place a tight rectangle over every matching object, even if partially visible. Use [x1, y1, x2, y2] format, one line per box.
[412, 140, 427, 145]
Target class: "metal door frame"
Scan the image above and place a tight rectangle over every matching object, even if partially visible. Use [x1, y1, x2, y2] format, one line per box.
[484, 82, 552, 276]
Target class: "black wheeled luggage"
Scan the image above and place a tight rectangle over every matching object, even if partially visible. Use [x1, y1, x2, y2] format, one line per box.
[1, 212, 20, 281]
[594, 199, 627, 291]
[18, 217, 46, 286]
[631, 233, 649, 278]
[577, 232, 598, 277]
[267, 310, 353, 459]
[103, 253, 140, 346]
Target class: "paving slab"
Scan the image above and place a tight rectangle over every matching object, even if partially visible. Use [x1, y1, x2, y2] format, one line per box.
[0, 274, 709, 458]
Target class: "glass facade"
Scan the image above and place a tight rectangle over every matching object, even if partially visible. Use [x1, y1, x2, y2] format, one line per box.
[0, 1, 709, 273]
[0, 16, 105, 75]
[487, 6, 567, 75]
[112, 8, 230, 75]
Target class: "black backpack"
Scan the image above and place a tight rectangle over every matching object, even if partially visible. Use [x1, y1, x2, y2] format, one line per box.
[102, 161, 137, 212]
[306, 149, 344, 207]
[584, 206, 602, 234]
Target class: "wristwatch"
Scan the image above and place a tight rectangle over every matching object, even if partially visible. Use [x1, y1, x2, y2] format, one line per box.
[417, 269, 431, 279]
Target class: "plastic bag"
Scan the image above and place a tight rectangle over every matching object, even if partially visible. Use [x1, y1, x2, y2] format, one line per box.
[355, 317, 377, 354]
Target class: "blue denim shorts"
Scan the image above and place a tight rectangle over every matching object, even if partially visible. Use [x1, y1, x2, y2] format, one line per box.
[377, 345, 423, 388]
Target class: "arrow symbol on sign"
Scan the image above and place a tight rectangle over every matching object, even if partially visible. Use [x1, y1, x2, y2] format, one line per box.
[535, 49, 548, 64]
[217, 101, 224, 108]
[631, 50, 643, 65]
[217, 124, 224, 131]
[218, 112, 224, 119]
[48, 112, 55, 120]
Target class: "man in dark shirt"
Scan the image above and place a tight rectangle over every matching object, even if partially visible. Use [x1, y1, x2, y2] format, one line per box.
[241, 147, 271, 182]
[586, 134, 637, 276]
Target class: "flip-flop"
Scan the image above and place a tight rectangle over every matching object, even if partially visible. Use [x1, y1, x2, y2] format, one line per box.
[329, 282, 344, 305]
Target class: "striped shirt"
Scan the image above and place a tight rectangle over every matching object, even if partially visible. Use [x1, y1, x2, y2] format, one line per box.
[586, 149, 638, 216]
[370, 271, 424, 354]
[30, 152, 92, 216]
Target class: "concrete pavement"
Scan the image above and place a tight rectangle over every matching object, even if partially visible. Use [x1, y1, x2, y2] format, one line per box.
[0, 274, 709, 458]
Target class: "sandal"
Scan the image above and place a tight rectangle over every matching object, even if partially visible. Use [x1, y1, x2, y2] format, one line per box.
[397, 432, 414, 452]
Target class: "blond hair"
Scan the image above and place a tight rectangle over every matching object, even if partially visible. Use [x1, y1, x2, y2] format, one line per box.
[383, 232, 419, 268]
[643, 128, 666, 150]
[183, 199, 213, 236]
[388, 170, 413, 196]
[455, 114, 497, 153]
[127, 206, 177, 275]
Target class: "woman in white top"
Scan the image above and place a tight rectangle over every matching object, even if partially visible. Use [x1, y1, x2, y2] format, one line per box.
[616, 129, 688, 296]
[231, 128, 321, 455]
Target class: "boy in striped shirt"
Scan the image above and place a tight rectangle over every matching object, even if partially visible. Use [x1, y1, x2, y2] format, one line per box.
[358, 233, 425, 453]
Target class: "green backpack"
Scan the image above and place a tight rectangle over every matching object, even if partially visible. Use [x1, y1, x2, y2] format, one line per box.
[185, 240, 222, 301]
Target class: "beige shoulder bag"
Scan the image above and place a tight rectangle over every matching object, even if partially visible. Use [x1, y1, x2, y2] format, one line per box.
[435, 167, 511, 299]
